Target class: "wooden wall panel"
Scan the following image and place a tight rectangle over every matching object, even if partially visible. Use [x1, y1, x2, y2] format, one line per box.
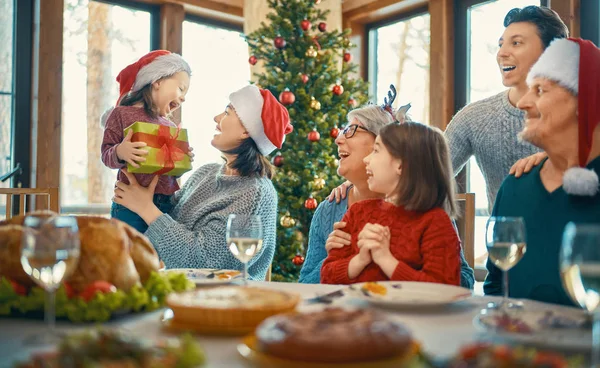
[428, 0, 453, 131]
[32, 0, 63, 208]
[550, 0, 580, 38]
[160, 3, 185, 124]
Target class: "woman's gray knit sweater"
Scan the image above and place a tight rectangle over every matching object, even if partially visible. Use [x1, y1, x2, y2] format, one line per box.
[145, 163, 277, 281]
[445, 90, 541, 211]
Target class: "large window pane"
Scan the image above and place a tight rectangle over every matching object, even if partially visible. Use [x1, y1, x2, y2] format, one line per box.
[372, 13, 430, 124]
[0, 0, 14, 219]
[61, 0, 151, 215]
[181, 21, 250, 183]
[467, 0, 540, 267]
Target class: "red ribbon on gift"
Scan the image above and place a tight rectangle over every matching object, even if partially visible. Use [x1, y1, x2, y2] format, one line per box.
[131, 125, 189, 176]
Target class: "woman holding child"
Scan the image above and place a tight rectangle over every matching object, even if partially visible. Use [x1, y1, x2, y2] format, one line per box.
[112, 81, 292, 281]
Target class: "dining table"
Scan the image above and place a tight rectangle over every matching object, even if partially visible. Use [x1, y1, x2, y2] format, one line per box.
[0, 281, 589, 368]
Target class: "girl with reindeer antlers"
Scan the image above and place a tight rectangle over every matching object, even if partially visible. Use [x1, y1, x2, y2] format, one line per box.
[320, 85, 462, 285]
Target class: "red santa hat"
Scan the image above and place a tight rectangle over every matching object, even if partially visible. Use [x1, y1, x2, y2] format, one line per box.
[229, 85, 293, 156]
[526, 38, 600, 196]
[100, 50, 191, 126]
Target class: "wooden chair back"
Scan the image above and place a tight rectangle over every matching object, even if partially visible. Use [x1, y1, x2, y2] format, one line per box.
[0, 188, 59, 219]
[455, 193, 475, 268]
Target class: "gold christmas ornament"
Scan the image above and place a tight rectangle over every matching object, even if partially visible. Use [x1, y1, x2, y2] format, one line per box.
[295, 230, 304, 242]
[305, 46, 318, 58]
[280, 214, 296, 228]
[313, 177, 326, 190]
[310, 97, 321, 110]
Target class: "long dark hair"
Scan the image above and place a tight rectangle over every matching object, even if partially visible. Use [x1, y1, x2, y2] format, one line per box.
[119, 83, 158, 118]
[379, 122, 457, 218]
[222, 138, 274, 179]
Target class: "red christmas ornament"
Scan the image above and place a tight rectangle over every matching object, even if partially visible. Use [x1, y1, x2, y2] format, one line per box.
[314, 0, 321, 4]
[330, 126, 340, 138]
[304, 196, 318, 210]
[318, 22, 327, 32]
[300, 19, 311, 31]
[308, 129, 321, 142]
[301, 74, 309, 84]
[343, 52, 352, 62]
[272, 154, 284, 167]
[332, 84, 344, 95]
[279, 89, 296, 105]
[274, 36, 286, 49]
[248, 55, 257, 65]
[292, 254, 305, 266]
[348, 98, 357, 108]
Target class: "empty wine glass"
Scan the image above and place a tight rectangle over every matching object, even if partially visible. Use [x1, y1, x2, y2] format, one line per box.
[21, 215, 80, 345]
[226, 214, 263, 286]
[485, 216, 527, 313]
[560, 223, 600, 366]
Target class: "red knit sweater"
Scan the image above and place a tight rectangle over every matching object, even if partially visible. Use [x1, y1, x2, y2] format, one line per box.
[320, 199, 461, 285]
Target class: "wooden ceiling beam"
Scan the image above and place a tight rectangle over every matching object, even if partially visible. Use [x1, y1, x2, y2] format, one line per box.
[343, 0, 428, 25]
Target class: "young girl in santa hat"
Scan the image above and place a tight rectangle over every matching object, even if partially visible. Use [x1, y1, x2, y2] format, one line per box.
[101, 50, 192, 233]
[112, 84, 293, 281]
[321, 121, 461, 285]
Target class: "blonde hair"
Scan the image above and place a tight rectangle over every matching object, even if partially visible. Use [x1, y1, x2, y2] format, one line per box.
[379, 122, 457, 218]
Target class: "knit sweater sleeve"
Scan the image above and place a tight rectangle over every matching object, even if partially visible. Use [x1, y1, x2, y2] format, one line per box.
[390, 210, 461, 285]
[101, 109, 127, 169]
[484, 184, 505, 296]
[144, 181, 275, 280]
[320, 208, 357, 284]
[445, 107, 474, 176]
[299, 201, 330, 283]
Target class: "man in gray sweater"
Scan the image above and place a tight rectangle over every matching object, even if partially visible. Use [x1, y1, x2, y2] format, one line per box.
[445, 6, 568, 211]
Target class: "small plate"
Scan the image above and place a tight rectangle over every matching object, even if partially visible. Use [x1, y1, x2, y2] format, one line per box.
[347, 281, 472, 308]
[162, 268, 242, 285]
[473, 308, 591, 351]
[237, 335, 422, 368]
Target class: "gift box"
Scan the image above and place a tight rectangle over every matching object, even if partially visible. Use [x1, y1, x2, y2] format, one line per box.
[123, 122, 192, 176]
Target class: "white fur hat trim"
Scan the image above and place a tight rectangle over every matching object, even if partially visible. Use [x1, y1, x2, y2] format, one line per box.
[527, 38, 580, 95]
[563, 167, 599, 196]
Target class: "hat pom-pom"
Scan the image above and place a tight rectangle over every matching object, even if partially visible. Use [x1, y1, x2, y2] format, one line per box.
[563, 167, 599, 196]
[100, 107, 115, 128]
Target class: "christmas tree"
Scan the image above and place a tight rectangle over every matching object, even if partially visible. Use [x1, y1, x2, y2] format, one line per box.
[245, 0, 369, 281]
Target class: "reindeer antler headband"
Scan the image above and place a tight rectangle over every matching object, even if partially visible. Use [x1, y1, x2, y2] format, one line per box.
[381, 84, 398, 122]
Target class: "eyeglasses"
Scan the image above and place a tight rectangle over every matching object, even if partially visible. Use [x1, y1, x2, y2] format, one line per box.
[339, 124, 373, 139]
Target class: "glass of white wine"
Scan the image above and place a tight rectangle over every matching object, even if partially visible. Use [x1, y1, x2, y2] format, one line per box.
[485, 216, 527, 313]
[226, 214, 263, 286]
[21, 215, 80, 345]
[560, 223, 600, 366]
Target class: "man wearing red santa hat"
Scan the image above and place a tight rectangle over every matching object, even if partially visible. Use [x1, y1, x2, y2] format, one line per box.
[484, 38, 600, 306]
[114, 84, 293, 281]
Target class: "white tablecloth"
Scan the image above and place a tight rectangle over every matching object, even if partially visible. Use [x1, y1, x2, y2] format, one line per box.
[0, 282, 583, 367]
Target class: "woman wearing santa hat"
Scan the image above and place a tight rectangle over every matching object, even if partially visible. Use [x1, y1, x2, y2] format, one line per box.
[484, 38, 600, 306]
[114, 84, 293, 281]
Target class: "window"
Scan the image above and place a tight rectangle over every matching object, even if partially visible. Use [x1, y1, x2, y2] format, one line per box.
[180, 19, 250, 183]
[0, 0, 14, 218]
[61, 0, 156, 215]
[466, 0, 540, 267]
[369, 12, 430, 124]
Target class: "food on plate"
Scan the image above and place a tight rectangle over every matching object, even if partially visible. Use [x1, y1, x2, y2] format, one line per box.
[167, 286, 300, 331]
[216, 270, 241, 280]
[255, 307, 416, 363]
[14, 329, 205, 368]
[0, 212, 193, 322]
[362, 281, 388, 296]
[448, 342, 582, 368]
[0, 212, 159, 292]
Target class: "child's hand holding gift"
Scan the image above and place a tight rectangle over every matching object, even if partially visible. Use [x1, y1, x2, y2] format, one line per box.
[116, 130, 149, 168]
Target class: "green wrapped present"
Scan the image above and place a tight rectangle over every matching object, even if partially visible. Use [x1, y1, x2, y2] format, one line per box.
[123, 122, 192, 176]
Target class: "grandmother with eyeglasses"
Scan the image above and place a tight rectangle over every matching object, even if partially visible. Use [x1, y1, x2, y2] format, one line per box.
[299, 93, 474, 287]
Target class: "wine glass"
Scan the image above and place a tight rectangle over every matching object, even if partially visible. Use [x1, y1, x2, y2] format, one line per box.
[485, 216, 527, 313]
[560, 223, 600, 366]
[21, 215, 80, 345]
[226, 214, 263, 286]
